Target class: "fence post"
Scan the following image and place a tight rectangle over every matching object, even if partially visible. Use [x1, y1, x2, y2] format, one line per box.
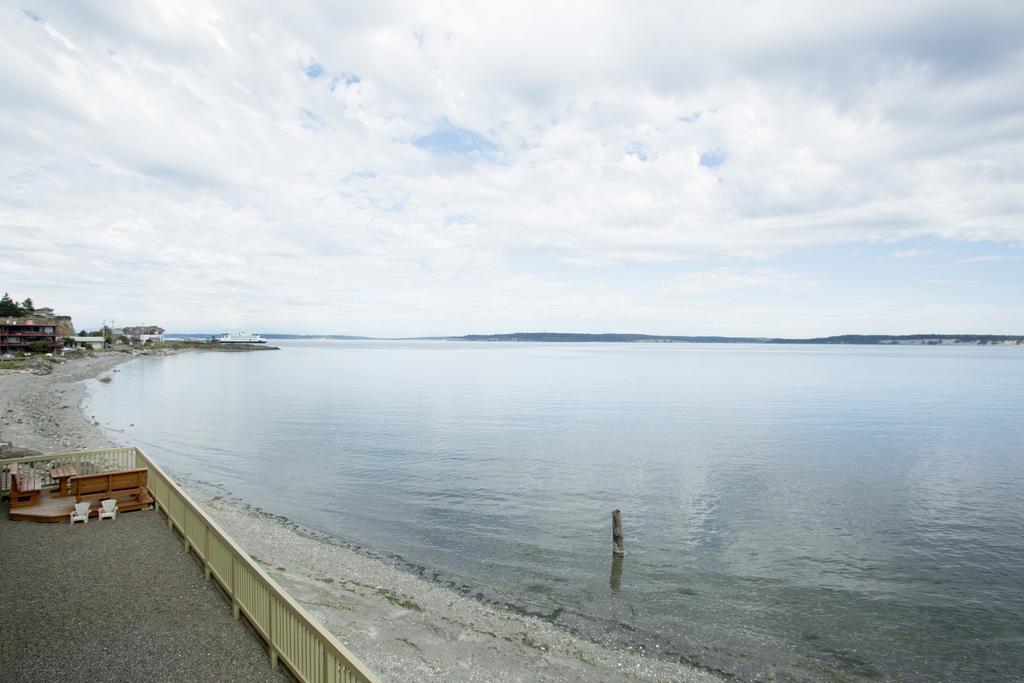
[231, 556, 240, 620]
[204, 526, 211, 580]
[269, 593, 279, 669]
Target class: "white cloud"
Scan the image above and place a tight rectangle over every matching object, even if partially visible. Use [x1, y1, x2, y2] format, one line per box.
[1, 1, 1023, 334]
[956, 254, 1023, 264]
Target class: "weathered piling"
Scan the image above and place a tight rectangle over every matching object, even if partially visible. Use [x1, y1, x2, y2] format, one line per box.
[612, 508, 624, 557]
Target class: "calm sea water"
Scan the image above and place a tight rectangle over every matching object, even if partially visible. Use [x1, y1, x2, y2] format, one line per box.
[84, 341, 1024, 680]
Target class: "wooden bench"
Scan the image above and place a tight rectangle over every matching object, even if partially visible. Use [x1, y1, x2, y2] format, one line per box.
[69, 468, 154, 513]
[9, 466, 41, 509]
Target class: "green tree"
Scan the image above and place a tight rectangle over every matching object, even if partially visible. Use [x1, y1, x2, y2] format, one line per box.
[27, 340, 52, 354]
[0, 292, 20, 316]
[21, 297, 33, 312]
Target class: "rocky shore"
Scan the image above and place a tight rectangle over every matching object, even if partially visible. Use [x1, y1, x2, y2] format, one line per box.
[196, 493, 721, 682]
[0, 351, 719, 682]
[0, 352, 138, 455]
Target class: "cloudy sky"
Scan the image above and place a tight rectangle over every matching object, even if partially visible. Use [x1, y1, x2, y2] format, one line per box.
[2, 1, 1022, 336]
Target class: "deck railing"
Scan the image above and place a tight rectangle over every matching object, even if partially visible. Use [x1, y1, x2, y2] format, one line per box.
[1, 446, 379, 683]
[1, 447, 136, 495]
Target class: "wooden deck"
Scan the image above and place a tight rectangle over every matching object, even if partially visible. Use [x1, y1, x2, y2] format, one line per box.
[8, 468, 155, 522]
[8, 489, 78, 522]
[8, 492, 154, 522]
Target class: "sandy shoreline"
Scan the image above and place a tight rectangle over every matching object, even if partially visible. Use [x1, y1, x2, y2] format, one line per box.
[0, 352, 719, 682]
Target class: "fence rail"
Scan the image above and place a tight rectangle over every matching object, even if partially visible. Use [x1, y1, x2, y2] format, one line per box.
[1, 447, 379, 683]
[1, 447, 136, 495]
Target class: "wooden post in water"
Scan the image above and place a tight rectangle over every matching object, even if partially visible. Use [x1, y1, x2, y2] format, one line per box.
[612, 508, 625, 557]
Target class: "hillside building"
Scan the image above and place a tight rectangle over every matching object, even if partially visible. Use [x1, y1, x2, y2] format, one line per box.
[1, 318, 62, 355]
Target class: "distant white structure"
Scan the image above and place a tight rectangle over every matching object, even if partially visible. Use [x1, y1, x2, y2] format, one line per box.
[214, 332, 266, 344]
[71, 336, 105, 350]
[123, 325, 165, 343]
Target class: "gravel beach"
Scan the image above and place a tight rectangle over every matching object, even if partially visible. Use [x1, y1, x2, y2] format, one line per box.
[0, 352, 137, 454]
[0, 351, 720, 682]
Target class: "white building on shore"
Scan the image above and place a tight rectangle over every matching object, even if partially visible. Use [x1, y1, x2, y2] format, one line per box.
[70, 336, 105, 350]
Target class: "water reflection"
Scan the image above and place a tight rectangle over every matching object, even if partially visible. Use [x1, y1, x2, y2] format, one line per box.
[609, 555, 623, 593]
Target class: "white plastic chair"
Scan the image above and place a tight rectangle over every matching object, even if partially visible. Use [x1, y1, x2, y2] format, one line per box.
[70, 502, 90, 524]
[98, 499, 118, 521]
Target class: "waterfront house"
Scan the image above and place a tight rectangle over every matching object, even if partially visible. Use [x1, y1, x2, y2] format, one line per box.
[1, 317, 62, 355]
